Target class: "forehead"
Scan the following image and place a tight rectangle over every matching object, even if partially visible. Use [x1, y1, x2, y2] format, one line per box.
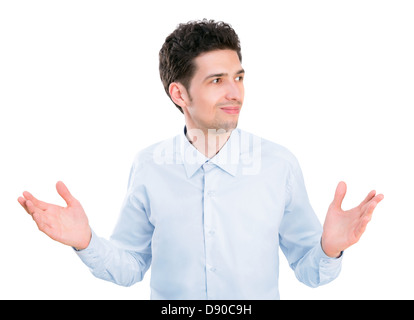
[193, 49, 242, 78]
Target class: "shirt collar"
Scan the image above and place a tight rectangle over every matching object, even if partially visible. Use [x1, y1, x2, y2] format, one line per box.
[180, 126, 240, 178]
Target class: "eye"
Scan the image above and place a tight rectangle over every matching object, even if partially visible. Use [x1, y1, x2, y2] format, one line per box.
[212, 78, 222, 84]
[235, 76, 244, 82]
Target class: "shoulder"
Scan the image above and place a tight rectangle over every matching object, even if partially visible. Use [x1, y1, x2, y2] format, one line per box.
[130, 134, 180, 172]
[239, 129, 300, 169]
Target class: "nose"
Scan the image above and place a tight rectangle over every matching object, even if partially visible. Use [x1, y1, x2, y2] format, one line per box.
[225, 80, 244, 102]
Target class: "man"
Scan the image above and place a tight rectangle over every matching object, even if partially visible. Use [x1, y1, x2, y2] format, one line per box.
[18, 20, 384, 299]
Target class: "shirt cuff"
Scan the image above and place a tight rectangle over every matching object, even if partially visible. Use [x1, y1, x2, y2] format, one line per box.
[316, 242, 343, 285]
[72, 229, 102, 265]
[318, 238, 344, 259]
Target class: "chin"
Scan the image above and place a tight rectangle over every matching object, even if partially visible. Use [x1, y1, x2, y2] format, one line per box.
[215, 120, 238, 132]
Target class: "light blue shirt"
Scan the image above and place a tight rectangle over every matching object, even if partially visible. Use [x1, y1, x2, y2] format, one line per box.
[75, 127, 342, 299]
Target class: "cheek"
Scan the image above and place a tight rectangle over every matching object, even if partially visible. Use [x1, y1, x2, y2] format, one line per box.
[199, 100, 217, 121]
[238, 83, 245, 102]
[190, 89, 220, 116]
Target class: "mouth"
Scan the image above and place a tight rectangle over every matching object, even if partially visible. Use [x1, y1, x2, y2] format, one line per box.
[220, 106, 241, 115]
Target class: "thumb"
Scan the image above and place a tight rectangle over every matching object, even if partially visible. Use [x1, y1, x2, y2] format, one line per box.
[332, 181, 347, 210]
[56, 181, 77, 206]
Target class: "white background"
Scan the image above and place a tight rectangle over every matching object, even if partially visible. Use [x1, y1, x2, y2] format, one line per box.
[1, 0, 413, 300]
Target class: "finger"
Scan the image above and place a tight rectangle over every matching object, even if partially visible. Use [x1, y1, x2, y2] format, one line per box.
[29, 206, 50, 234]
[358, 190, 376, 208]
[361, 194, 384, 218]
[22, 191, 49, 210]
[25, 199, 43, 217]
[56, 181, 77, 207]
[366, 193, 384, 208]
[331, 181, 347, 209]
[355, 215, 371, 240]
[355, 201, 381, 240]
[375, 193, 384, 202]
[18, 196, 30, 214]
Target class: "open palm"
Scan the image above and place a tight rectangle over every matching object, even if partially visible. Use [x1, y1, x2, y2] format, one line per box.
[18, 181, 91, 250]
[321, 181, 384, 257]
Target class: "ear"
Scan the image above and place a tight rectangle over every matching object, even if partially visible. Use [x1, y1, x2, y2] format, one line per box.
[169, 82, 190, 109]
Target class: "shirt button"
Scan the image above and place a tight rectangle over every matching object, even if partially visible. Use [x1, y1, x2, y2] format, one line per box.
[208, 230, 215, 236]
[207, 191, 215, 197]
[209, 266, 216, 272]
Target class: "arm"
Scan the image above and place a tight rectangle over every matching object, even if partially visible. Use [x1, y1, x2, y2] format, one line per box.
[280, 159, 384, 287]
[279, 160, 342, 288]
[74, 228, 151, 287]
[80, 176, 154, 286]
[18, 179, 153, 287]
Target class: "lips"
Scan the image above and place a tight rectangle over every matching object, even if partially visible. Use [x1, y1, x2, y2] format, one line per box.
[220, 106, 241, 114]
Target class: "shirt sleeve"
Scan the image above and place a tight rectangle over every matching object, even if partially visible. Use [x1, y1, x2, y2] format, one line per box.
[74, 157, 154, 287]
[279, 157, 342, 288]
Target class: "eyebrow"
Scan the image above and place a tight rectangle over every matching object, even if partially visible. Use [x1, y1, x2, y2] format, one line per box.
[204, 69, 245, 82]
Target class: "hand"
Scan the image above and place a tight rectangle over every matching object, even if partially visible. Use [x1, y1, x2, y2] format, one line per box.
[321, 181, 384, 258]
[18, 181, 91, 250]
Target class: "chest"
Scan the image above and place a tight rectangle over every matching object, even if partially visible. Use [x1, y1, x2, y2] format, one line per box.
[144, 164, 288, 237]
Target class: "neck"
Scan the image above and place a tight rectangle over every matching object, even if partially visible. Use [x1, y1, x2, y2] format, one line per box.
[185, 126, 232, 159]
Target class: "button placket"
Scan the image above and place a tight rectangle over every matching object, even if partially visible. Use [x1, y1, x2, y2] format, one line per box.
[202, 162, 219, 298]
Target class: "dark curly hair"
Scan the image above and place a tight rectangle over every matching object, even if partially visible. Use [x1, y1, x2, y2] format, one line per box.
[159, 19, 242, 114]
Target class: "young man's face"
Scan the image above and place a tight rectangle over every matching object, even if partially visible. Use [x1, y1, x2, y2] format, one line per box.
[181, 49, 245, 133]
